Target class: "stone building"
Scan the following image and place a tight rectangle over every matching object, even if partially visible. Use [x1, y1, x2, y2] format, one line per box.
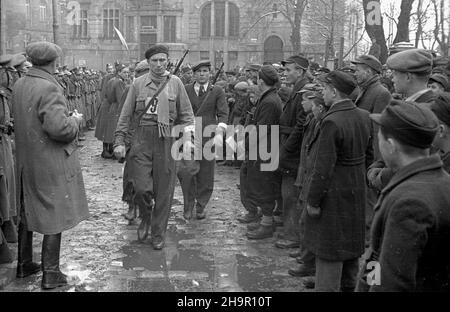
[1, 0, 351, 71]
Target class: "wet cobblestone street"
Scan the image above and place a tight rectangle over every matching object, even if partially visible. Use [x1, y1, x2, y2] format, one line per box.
[1, 130, 306, 292]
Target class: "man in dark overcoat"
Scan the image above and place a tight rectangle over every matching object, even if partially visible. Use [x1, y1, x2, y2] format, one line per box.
[357, 101, 450, 291]
[12, 42, 89, 289]
[303, 71, 373, 291]
[430, 93, 450, 172]
[179, 61, 228, 220]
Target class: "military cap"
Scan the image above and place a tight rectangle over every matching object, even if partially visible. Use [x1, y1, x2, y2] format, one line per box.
[234, 81, 249, 91]
[281, 55, 309, 70]
[135, 60, 149, 73]
[429, 73, 449, 90]
[0, 54, 13, 66]
[431, 93, 450, 126]
[145, 44, 169, 59]
[258, 65, 279, 86]
[192, 61, 211, 72]
[387, 49, 433, 74]
[26, 41, 62, 66]
[319, 71, 356, 96]
[370, 100, 439, 149]
[351, 55, 382, 74]
[245, 64, 262, 72]
[9, 53, 27, 67]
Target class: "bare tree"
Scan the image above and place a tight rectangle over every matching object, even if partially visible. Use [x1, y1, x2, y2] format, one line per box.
[362, 0, 389, 63]
[393, 0, 415, 43]
[431, 0, 448, 56]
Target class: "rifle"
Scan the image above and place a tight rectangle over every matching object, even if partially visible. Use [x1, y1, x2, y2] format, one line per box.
[212, 62, 225, 86]
[172, 49, 190, 76]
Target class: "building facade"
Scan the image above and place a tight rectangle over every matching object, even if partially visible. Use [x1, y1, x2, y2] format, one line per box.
[2, 0, 350, 71]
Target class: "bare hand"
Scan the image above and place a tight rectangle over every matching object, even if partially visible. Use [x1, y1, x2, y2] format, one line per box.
[114, 145, 126, 160]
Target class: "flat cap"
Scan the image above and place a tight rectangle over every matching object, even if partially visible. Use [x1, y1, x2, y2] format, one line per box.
[387, 49, 433, 74]
[180, 66, 192, 74]
[234, 81, 249, 91]
[299, 83, 322, 95]
[281, 55, 309, 70]
[9, 53, 27, 67]
[430, 93, 450, 126]
[245, 64, 262, 72]
[192, 61, 211, 72]
[145, 44, 169, 59]
[351, 55, 382, 73]
[0, 54, 13, 66]
[370, 100, 439, 149]
[319, 71, 356, 96]
[429, 73, 449, 90]
[26, 41, 62, 66]
[258, 65, 279, 86]
[135, 60, 149, 73]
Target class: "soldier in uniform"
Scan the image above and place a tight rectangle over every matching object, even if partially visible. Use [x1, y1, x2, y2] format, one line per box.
[12, 42, 89, 289]
[0, 54, 17, 263]
[178, 61, 229, 220]
[114, 45, 195, 250]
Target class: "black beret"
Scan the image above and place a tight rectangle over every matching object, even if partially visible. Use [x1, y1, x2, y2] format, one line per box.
[370, 100, 439, 149]
[192, 61, 211, 72]
[431, 93, 450, 126]
[145, 44, 169, 59]
[351, 55, 382, 73]
[258, 65, 279, 86]
[26, 41, 62, 66]
[319, 71, 356, 96]
[281, 55, 309, 70]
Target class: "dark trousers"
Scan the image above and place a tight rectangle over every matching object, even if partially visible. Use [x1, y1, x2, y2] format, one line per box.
[178, 158, 215, 214]
[298, 201, 316, 268]
[128, 126, 176, 241]
[240, 161, 280, 217]
[281, 175, 300, 242]
[315, 257, 359, 292]
[365, 188, 378, 246]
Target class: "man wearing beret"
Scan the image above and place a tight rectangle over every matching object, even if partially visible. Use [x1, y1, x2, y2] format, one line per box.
[357, 100, 450, 291]
[303, 71, 373, 291]
[240, 65, 282, 240]
[114, 44, 195, 250]
[272, 55, 310, 250]
[0, 54, 17, 264]
[179, 60, 228, 220]
[12, 41, 89, 289]
[351, 54, 392, 246]
[430, 93, 450, 173]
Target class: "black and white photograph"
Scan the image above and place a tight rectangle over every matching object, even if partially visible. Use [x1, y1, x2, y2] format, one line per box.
[0, 0, 450, 298]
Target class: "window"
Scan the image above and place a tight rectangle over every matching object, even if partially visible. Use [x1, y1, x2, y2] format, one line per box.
[25, 0, 32, 21]
[163, 16, 176, 42]
[229, 3, 239, 37]
[103, 8, 120, 39]
[126, 16, 136, 42]
[73, 10, 88, 39]
[141, 15, 157, 29]
[200, 1, 240, 38]
[200, 51, 210, 60]
[200, 3, 211, 37]
[39, 0, 47, 22]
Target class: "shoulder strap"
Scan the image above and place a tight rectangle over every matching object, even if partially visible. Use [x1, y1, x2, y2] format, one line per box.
[135, 75, 171, 124]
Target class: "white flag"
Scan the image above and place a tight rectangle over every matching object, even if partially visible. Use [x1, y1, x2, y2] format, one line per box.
[114, 26, 129, 51]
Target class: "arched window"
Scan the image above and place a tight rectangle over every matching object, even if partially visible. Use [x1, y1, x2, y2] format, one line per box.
[200, 1, 240, 38]
[201, 3, 211, 37]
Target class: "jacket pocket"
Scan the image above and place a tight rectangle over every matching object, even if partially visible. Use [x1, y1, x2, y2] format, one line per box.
[63, 142, 80, 181]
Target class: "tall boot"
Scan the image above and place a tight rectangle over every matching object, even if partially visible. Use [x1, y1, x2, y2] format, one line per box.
[41, 233, 67, 290]
[16, 222, 40, 278]
[1, 220, 18, 243]
[0, 229, 13, 264]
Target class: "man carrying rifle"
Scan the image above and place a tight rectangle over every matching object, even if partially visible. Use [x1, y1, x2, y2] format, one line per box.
[179, 61, 229, 220]
[114, 45, 195, 250]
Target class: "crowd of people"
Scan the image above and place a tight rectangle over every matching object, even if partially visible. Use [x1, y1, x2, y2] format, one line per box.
[1, 40, 450, 292]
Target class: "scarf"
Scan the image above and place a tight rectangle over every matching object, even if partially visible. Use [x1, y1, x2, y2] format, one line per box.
[149, 70, 171, 138]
